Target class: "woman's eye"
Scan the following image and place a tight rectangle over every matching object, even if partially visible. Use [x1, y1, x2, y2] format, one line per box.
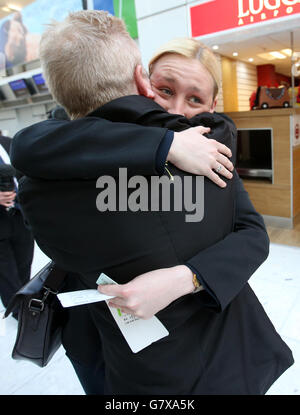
[160, 88, 172, 96]
[189, 96, 201, 104]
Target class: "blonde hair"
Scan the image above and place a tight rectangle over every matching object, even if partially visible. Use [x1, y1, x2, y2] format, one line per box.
[39, 10, 141, 119]
[149, 38, 221, 99]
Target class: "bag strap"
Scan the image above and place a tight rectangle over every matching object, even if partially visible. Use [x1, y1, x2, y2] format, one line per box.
[44, 264, 67, 293]
[3, 264, 67, 318]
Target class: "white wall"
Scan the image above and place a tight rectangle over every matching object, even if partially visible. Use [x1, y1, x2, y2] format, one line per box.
[137, 6, 189, 68]
[135, 0, 208, 67]
[236, 62, 258, 111]
[0, 103, 54, 137]
[135, 0, 204, 19]
[215, 54, 224, 113]
[135, 0, 186, 18]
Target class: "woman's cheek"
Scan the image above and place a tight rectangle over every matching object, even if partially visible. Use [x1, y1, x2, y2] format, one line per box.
[153, 94, 168, 110]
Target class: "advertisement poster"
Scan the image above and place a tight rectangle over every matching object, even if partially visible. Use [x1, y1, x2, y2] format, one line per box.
[0, 0, 137, 71]
[0, 0, 82, 70]
[93, 0, 138, 39]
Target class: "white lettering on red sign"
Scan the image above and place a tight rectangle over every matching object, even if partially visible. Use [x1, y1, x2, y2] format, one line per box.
[238, 0, 300, 18]
[190, 0, 300, 38]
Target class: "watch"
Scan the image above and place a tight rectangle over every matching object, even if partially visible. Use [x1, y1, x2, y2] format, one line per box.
[192, 273, 203, 293]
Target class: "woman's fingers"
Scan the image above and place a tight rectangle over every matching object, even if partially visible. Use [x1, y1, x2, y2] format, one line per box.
[0, 191, 16, 207]
[214, 161, 234, 181]
[108, 303, 133, 316]
[215, 141, 232, 159]
[216, 152, 234, 172]
[0, 201, 14, 208]
[170, 129, 234, 188]
[195, 126, 211, 135]
[206, 170, 227, 188]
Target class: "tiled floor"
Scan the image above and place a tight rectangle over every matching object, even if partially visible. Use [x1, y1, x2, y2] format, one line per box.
[248, 243, 300, 395]
[0, 246, 84, 395]
[0, 242, 299, 395]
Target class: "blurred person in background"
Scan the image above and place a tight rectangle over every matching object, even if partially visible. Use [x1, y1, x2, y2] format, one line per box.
[0, 130, 34, 317]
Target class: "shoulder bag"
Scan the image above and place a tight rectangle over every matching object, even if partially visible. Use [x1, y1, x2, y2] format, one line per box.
[4, 262, 67, 367]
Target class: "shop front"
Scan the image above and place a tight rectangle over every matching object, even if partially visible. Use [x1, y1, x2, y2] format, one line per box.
[135, 0, 300, 228]
[0, 0, 298, 227]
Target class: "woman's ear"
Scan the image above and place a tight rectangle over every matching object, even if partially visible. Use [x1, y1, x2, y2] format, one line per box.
[134, 65, 155, 99]
[210, 97, 218, 113]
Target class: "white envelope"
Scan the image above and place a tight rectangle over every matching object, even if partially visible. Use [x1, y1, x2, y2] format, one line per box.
[106, 304, 169, 353]
[97, 273, 169, 353]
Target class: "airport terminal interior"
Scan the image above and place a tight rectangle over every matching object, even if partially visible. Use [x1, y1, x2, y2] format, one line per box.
[0, 0, 300, 395]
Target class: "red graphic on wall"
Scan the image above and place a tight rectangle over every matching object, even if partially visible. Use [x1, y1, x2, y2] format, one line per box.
[295, 123, 300, 141]
[190, 0, 300, 38]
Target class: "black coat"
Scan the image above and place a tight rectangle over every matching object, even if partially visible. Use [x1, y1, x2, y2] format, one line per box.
[12, 96, 293, 394]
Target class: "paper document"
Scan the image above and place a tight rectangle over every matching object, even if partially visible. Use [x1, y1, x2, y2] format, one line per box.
[106, 305, 169, 353]
[57, 289, 115, 308]
[97, 273, 169, 353]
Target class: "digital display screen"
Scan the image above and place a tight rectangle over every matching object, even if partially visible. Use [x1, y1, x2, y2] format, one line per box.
[32, 74, 45, 85]
[9, 79, 27, 91]
[32, 73, 48, 93]
[236, 129, 273, 180]
[8, 79, 30, 98]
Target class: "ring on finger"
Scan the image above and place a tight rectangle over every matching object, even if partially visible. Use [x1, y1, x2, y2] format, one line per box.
[215, 164, 222, 173]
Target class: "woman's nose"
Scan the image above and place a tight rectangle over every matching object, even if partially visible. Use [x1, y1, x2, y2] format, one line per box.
[168, 103, 186, 117]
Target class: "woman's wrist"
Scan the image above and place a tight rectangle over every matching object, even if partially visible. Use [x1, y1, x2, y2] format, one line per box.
[172, 265, 198, 297]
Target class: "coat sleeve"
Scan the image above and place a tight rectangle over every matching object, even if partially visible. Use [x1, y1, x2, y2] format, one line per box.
[10, 118, 168, 179]
[186, 171, 270, 312]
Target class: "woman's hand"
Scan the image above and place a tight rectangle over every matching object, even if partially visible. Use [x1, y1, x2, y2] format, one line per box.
[98, 265, 197, 319]
[0, 191, 16, 208]
[169, 127, 234, 188]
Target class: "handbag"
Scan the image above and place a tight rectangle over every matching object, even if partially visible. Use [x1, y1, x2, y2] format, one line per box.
[4, 262, 67, 367]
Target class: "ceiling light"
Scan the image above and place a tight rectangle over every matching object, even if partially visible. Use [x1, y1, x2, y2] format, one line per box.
[257, 52, 276, 61]
[248, 58, 254, 62]
[269, 51, 286, 59]
[233, 52, 238, 57]
[280, 48, 292, 56]
[1, 6, 11, 12]
[212, 45, 219, 50]
[7, 4, 22, 11]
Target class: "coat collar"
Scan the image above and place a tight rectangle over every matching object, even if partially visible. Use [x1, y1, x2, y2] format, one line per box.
[88, 95, 174, 124]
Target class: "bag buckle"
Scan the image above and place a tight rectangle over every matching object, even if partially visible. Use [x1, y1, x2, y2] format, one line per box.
[28, 298, 45, 312]
[28, 287, 58, 313]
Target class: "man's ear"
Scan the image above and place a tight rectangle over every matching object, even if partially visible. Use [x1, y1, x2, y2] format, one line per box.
[134, 65, 155, 99]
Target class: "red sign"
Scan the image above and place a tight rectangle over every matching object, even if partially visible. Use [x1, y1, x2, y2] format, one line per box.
[190, 0, 300, 38]
[295, 123, 299, 140]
